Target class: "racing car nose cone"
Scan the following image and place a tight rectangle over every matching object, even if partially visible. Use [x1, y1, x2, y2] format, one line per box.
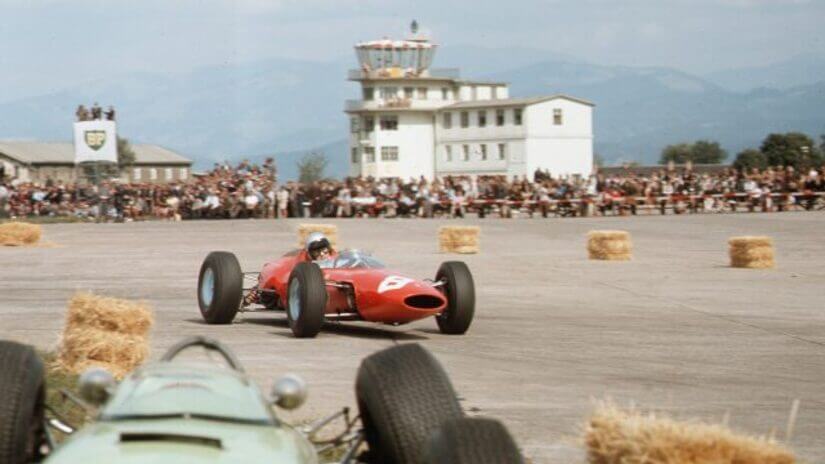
[404, 294, 445, 310]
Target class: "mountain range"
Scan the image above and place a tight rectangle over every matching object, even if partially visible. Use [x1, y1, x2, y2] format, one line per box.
[0, 46, 823, 180]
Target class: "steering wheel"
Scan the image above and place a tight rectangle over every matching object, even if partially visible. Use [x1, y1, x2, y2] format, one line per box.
[160, 336, 245, 373]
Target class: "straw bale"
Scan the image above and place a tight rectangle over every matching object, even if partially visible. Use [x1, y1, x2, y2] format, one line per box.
[57, 328, 149, 379]
[729, 236, 775, 269]
[587, 230, 632, 261]
[297, 223, 338, 248]
[0, 222, 42, 246]
[438, 226, 480, 254]
[65, 292, 153, 336]
[585, 405, 795, 464]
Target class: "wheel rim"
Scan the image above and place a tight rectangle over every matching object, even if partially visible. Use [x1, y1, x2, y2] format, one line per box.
[201, 268, 215, 307]
[289, 278, 301, 321]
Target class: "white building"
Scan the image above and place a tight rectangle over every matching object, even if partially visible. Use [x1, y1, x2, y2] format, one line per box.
[344, 28, 594, 180]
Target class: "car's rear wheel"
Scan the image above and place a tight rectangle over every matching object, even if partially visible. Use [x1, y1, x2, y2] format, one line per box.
[198, 251, 243, 324]
[435, 261, 475, 335]
[0, 341, 47, 464]
[356, 343, 463, 464]
[424, 417, 524, 464]
[286, 262, 327, 338]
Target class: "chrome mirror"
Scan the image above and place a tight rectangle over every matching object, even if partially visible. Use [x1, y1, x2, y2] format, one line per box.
[78, 368, 116, 406]
[271, 374, 307, 410]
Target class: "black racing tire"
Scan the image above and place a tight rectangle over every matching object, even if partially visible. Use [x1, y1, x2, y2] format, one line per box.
[356, 344, 463, 464]
[435, 261, 475, 335]
[198, 251, 243, 324]
[424, 417, 524, 464]
[286, 262, 327, 338]
[0, 341, 47, 464]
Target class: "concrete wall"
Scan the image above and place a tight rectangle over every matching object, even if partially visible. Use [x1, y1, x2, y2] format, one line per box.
[524, 99, 594, 178]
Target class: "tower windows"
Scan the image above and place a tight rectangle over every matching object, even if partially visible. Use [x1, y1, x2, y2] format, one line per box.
[443, 112, 452, 129]
[417, 87, 427, 99]
[460, 111, 469, 128]
[364, 147, 375, 163]
[404, 87, 414, 99]
[553, 108, 563, 125]
[480, 144, 487, 161]
[498, 143, 506, 160]
[364, 116, 374, 133]
[462, 145, 470, 161]
[478, 111, 486, 128]
[496, 109, 505, 126]
[379, 115, 398, 131]
[351, 148, 360, 163]
[445, 145, 453, 162]
[363, 87, 374, 100]
[514, 108, 523, 125]
[381, 146, 399, 161]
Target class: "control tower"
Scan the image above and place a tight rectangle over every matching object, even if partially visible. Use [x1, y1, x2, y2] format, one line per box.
[344, 22, 462, 179]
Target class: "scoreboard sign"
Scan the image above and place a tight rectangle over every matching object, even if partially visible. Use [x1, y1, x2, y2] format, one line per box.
[74, 120, 117, 163]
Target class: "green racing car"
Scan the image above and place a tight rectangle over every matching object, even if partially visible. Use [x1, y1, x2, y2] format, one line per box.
[0, 336, 523, 464]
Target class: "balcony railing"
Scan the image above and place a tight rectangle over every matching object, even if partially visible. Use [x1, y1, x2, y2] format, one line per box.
[348, 68, 460, 80]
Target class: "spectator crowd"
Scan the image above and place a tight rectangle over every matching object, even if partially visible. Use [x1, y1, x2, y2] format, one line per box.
[1, 161, 824, 222]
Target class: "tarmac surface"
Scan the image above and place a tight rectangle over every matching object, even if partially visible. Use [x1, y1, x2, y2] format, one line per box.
[1, 212, 824, 462]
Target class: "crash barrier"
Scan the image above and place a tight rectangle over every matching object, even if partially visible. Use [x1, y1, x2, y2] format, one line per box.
[438, 226, 480, 254]
[0, 222, 41, 246]
[587, 230, 632, 261]
[729, 236, 775, 269]
[297, 223, 338, 248]
[585, 404, 796, 464]
[56, 292, 154, 379]
[301, 191, 825, 219]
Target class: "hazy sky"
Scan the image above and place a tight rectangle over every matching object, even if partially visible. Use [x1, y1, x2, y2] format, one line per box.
[2, 0, 823, 98]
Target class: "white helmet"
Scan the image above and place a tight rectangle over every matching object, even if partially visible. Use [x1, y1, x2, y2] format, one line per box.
[305, 232, 331, 259]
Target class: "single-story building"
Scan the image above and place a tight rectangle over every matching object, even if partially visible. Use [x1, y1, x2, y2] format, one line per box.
[0, 141, 193, 184]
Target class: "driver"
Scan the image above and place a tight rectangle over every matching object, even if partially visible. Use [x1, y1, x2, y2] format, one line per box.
[305, 232, 333, 261]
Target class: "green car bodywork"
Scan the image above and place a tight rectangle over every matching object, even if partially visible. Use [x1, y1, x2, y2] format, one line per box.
[45, 363, 318, 464]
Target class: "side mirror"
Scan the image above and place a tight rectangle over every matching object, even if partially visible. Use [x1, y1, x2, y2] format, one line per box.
[78, 368, 116, 407]
[271, 374, 307, 410]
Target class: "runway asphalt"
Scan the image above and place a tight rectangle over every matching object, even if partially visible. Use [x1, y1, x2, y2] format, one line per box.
[1, 212, 824, 462]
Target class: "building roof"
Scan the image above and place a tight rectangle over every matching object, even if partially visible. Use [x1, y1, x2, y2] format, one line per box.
[0, 141, 192, 165]
[444, 94, 595, 110]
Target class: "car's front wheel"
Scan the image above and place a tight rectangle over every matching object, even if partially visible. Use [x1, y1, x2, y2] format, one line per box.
[198, 251, 243, 324]
[356, 343, 463, 464]
[435, 261, 475, 335]
[286, 262, 327, 338]
[0, 340, 47, 464]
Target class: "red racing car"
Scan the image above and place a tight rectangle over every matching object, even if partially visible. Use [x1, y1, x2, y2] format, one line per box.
[197, 248, 475, 338]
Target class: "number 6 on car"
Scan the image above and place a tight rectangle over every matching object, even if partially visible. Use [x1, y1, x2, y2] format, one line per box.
[197, 247, 475, 338]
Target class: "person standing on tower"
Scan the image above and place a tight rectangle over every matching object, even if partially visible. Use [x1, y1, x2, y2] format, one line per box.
[91, 102, 102, 120]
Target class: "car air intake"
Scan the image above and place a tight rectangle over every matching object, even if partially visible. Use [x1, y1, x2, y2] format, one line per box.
[404, 295, 444, 310]
[120, 432, 223, 449]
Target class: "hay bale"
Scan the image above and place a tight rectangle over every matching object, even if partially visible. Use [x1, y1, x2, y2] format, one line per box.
[439, 226, 480, 254]
[585, 405, 795, 464]
[0, 222, 42, 246]
[587, 230, 632, 261]
[297, 223, 338, 248]
[56, 292, 153, 379]
[729, 236, 775, 269]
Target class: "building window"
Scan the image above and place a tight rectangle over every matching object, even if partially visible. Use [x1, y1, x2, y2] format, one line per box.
[364, 116, 374, 133]
[350, 117, 360, 133]
[462, 145, 469, 161]
[553, 108, 563, 125]
[496, 109, 505, 126]
[165, 168, 173, 180]
[480, 144, 487, 161]
[442, 87, 448, 100]
[149, 168, 157, 180]
[498, 143, 506, 160]
[381, 146, 399, 161]
[179, 168, 188, 180]
[478, 111, 487, 127]
[443, 113, 452, 129]
[363, 87, 374, 100]
[133, 168, 141, 181]
[380, 87, 398, 99]
[404, 87, 414, 99]
[471, 86, 477, 100]
[514, 108, 523, 125]
[417, 87, 427, 99]
[379, 115, 398, 131]
[445, 145, 453, 162]
[460, 111, 469, 128]
[364, 147, 375, 163]
[351, 148, 360, 163]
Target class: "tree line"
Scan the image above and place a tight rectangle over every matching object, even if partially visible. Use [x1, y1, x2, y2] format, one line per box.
[658, 132, 824, 171]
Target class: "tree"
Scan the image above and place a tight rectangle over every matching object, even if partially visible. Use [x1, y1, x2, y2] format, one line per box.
[733, 149, 767, 171]
[659, 140, 727, 164]
[297, 151, 328, 183]
[760, 132, 822, 169]
[117, 136, 136, 168]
